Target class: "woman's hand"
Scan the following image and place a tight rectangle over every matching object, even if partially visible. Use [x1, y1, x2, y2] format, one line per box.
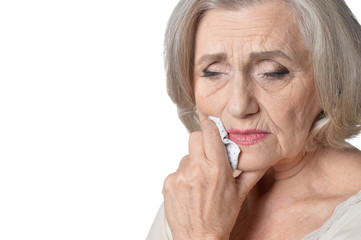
[162, 119, 267, 240]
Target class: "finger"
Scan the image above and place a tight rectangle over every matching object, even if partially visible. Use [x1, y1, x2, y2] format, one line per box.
[188, 131, 206, 160]
[233, 151, 243, 178]
[200, 118, 228, 166]
[233, 169, 242, 178]
[235, 169, 267, 199]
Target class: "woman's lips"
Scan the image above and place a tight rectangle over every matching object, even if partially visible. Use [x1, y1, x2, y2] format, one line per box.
[227, 129, 270, 146]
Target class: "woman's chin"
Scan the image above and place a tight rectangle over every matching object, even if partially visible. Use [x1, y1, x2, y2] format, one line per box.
[237, 148, 280, 172]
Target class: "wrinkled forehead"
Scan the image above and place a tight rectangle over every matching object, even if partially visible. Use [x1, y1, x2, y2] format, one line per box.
[194, 1, 307, 65]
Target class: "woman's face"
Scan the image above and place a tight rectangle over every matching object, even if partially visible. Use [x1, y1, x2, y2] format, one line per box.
[193, 1, 322, 172]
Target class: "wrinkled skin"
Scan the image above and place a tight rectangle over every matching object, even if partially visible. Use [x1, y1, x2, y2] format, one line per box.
[163, 1, 361, 239]
[163, 119, 266, 239]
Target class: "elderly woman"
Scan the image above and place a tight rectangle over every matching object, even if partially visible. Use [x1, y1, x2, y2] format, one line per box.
[148, 0, 361, 239]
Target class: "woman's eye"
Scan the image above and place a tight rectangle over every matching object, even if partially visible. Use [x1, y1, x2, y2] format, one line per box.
[202, 70, 221, 78]
[261, 68, 290, 79]
[200, 62, 230, 79]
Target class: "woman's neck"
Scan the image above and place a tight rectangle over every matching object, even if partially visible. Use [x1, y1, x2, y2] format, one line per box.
[272, 149, 317, 181]
[232, 146, 361, 240]
[249, 146, 361, 206]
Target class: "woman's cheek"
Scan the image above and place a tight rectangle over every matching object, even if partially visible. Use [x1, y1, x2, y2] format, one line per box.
[195, 81, 229, 118]
[270, 109, 310, 158]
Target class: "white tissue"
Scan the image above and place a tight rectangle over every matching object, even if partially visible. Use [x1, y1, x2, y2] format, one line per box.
[208, 116, 241, 171]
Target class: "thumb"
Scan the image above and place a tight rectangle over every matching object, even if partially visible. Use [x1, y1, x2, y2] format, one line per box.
[235, 169, 267, 199]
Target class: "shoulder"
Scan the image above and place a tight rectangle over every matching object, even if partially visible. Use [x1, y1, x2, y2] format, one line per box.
[321, 191, 361, 239]
[303, 190, 361, 240]
[321, 147, 361, 195]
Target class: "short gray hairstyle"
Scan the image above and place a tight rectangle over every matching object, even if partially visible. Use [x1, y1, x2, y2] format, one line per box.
[164, 0, 361, 150]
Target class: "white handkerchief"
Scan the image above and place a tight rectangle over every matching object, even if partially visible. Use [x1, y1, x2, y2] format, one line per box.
[208, 116, 241, 171]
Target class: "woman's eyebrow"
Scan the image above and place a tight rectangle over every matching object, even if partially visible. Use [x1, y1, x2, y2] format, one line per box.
[249, 50, 292, 61]
[196, 50, 292, 65]
[196, 53, 228, 66]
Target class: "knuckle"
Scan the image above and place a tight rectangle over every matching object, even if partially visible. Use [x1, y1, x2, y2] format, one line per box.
[208, 165, 224, 180]
[189, 165, 202, 178]
[163, 173, 176, 194]
[180, 155, 189, 162]
[178, 155, 190, 170]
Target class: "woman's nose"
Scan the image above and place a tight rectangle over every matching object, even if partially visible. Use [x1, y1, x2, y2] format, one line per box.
[226, 76, 259, 119]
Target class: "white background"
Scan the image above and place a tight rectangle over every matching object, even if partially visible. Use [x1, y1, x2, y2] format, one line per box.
[0, 0, 360, 239]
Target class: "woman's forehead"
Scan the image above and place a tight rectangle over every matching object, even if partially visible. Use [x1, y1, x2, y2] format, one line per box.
[194, 3, 305, 65]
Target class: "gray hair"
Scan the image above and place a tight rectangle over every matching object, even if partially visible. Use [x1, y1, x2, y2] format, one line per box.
[164, 0, 361, 150]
